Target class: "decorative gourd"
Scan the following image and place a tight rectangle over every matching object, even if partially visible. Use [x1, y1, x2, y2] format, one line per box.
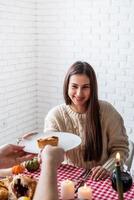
[25, 158, 39, 172]
[12, 165, 25, 174]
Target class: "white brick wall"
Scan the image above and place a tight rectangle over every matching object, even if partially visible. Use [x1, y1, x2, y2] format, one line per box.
[0, 0, 37, 144]
[37, 0, 134, 135]
[0, 0, 134, 169]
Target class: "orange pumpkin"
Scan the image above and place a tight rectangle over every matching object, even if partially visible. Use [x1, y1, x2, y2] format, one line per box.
[12, 165, 25, 174]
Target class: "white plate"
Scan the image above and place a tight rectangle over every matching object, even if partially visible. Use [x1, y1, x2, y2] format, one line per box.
[23, 132, 81, 153]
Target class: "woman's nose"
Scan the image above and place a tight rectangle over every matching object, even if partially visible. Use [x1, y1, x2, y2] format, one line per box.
[76, 88, 82, 96]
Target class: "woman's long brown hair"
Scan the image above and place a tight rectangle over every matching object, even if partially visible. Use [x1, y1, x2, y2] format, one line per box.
[63, 61, 102, 161]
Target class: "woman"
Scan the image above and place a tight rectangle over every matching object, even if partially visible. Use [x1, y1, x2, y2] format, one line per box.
[44, 61, 129, 180]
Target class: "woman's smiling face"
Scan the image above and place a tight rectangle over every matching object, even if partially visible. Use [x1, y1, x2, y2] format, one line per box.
[68, 74, 90, 113]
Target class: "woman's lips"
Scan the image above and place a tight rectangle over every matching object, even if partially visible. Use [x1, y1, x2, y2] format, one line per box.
[75, 97, 84, 102]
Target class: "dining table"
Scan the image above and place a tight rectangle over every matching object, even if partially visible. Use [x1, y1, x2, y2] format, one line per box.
[24, 163, 134, 200]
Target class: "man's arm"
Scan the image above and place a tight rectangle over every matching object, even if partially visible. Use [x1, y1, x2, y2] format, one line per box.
[33, 146, 64, 200]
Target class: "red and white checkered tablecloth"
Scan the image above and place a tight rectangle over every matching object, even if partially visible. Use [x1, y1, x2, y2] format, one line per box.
[25, 164, 134, 200]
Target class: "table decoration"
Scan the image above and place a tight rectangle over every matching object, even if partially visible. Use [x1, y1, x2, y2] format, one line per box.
[12, 164, 25, 175]
[61, 179, 75, 199]
[111, 170, 133, 193]
[78, 184, 92, 200]
[24, 157, 39, 172]
[114, 152, 124, 200]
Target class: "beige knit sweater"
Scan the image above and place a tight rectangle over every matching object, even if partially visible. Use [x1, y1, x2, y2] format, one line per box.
[44, 100, 129, 172]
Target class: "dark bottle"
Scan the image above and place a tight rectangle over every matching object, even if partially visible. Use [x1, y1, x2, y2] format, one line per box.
[111, 170, 133, 193]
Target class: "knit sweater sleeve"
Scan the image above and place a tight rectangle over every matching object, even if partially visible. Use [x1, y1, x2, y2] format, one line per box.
[101, 102, 129, 172]
[44, 105, 65, 132]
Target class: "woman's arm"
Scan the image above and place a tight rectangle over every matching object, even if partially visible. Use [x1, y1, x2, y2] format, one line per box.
[91, 102, 129, 180]
[102, 110, 129, 171]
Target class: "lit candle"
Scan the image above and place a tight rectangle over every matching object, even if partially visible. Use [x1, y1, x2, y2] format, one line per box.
[61, 179, 75, 200]
[78, 184, 92, 200]
[115, 152, 124, 200]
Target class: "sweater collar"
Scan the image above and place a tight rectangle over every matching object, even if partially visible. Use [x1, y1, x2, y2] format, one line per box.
[66, 105, 86, 119]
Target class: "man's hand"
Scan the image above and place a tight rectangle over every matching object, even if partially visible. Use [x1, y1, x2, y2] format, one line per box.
[41, 145, 64, 168]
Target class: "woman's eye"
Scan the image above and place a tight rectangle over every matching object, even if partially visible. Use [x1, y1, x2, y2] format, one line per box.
[83, 86, 90, 89]
[72, 85, 77, 88]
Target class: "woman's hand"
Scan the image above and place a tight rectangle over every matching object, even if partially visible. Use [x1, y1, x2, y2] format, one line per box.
[0, 144, 35, 168]
[91, 166, 110, 181]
